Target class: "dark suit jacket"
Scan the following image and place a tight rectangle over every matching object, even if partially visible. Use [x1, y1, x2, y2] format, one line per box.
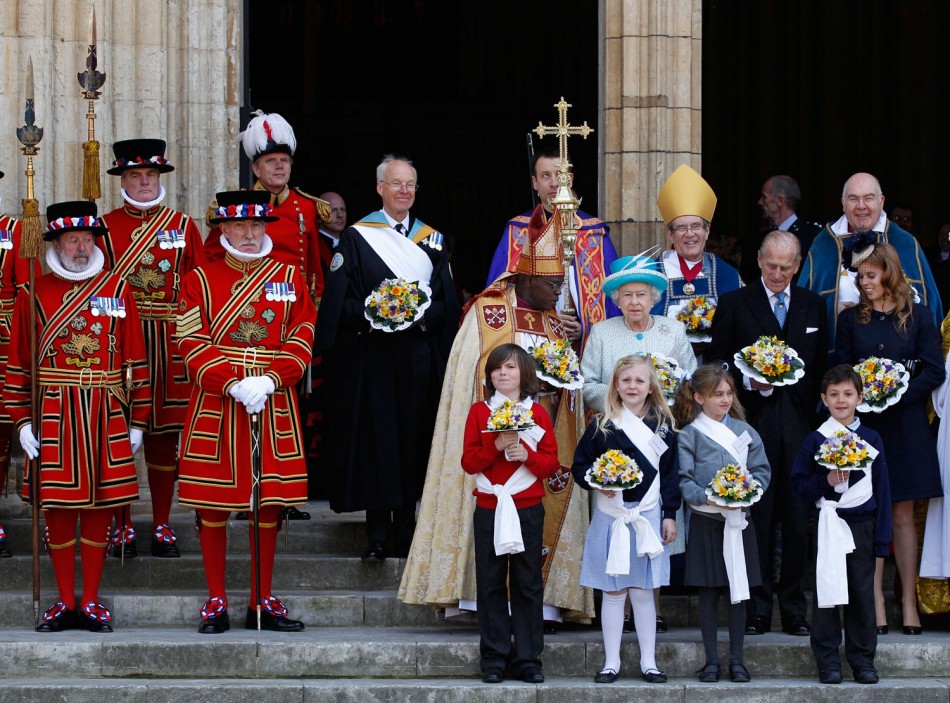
[705, 281, 828, 456]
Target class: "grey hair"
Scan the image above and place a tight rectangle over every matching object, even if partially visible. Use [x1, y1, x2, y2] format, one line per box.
[376, 154, 417, 183]
[768, 175, 801, 211]
[610, 281, 664, 306]
[759, 229, 801, 260]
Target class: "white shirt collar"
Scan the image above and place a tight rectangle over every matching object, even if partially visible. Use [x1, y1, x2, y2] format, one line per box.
[218, 233, 274, 262]
[381, 209, 410, 232]
[830, 211, 888, 236]
[120, 185, 167, 210]
[46, 245, 105, 281]
[760, 278, 791, 304]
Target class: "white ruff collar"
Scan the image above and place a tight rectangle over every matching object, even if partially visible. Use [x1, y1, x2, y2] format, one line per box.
[46, 245, 105, 281]
[120, 185, 167, 210]
[219, 233, 274, 262]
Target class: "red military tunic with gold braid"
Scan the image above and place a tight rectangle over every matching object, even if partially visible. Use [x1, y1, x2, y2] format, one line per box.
[176, 251, 315, 511]
[204, 184, 327, 306]
[5, 269, 150, 509]
[99, 204, 205, 433]
[0, 215, 41, 422]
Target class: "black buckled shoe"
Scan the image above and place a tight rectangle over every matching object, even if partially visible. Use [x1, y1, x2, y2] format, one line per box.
[281, 506, 311, 521]
[245, 596, 304, 632]
[108, 527, 137, 559]
[729, 662, 751, 683]
[819, 669, 842, 684]
[0, 526, 11, 558]
[481, 669, 503, 684]
[642, 668, 667, 683]
[697, 663, 720, 682]
[782, 617, 811, 636]
[36, 601, 78, 633]
[853, 668, 880, 684]
[745, 614, 770, 635]
[519, 667, 544, 684]
[198, 597, 230, 634]
[78, 601, 113, 633]
[363, 543, 386, 561]
[594, 668, 619, 683]
[150, 523, 181, 558]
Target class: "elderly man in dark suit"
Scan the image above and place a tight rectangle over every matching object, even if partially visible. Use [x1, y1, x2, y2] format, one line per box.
[706, 230, 828, 636]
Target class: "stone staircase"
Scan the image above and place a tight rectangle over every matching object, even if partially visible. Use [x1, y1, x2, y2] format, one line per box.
[1, 464, 949, 701]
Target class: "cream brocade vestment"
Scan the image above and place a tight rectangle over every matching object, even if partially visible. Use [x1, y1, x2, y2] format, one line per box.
[398, 284, 594, 620]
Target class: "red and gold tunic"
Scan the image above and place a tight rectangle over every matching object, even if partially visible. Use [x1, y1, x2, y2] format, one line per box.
[204, 184, 328, 306]
[99, 204, 205, 433]
[176, 254, 316, 511]
[5, 270, 150, 509]
[0, 216, 41, 422]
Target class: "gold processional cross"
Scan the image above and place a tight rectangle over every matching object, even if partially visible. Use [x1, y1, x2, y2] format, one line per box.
[532, 97, 593, 318]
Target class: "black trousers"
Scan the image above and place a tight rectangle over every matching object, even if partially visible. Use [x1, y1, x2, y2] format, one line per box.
[810, 519, 877, 674]
[366, 506, 416, 554]
[748, 426, 810, 625]
[473, 502, 544, 675]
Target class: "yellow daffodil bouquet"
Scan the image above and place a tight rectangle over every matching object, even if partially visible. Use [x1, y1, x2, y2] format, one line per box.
[585, 449, 642, 491]
[364, 277, 432, 332]
[645, 352, 683, 405]
[853, 357, 909, 413]
[484, 399, 536, 432]
[528, 339, 584, 390]
[814, 429, 873, 471]
[734, 335, 805, 386]
[705, 463, 763, 507]
[674, 295, 717, 342]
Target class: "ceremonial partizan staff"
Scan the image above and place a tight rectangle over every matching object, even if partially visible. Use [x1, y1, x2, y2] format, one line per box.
[5, 201, 150, 633]
[14, 55, 46, 623]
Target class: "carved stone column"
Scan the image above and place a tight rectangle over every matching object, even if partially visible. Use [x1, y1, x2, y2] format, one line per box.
[1, 0, 241, 228]
[601, 0, 703, 256]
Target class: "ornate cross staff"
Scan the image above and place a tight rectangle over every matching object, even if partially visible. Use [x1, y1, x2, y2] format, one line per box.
[77, 5, 106, 201]
[16, 55, 45, 627]
[533, 97, 593, 318]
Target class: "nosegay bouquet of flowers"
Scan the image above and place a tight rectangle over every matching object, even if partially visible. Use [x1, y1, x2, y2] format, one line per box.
[585, 449, 643, 491]
[814, 429, 873, 471]
[364, 277, 432, 332]
[734, 335, 805, 386]
[674, 295, 717, 343]
[853, 356, 909, 413]
[484, 399, 536, 432]
[705, 463, 763, 507]
[528, 339, 584, 390]
[645, 352, 683, 405]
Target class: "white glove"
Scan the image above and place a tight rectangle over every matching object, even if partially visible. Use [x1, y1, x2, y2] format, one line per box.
[245, 398, 267, 415]
[228, 383, 248, 404]
[237, 376, 276, 408]
[19, 423, 40, 460]
[129, 428, 144, 454]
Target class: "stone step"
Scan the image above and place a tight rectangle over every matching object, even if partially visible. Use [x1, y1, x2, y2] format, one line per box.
[0, 511, 366, 555]
[0, 677, 947, 703]
[0, 590, 456, 629]
[0, 589, 911, 633]
[0, 554, 405, 591]
[1, 627, 949, 680]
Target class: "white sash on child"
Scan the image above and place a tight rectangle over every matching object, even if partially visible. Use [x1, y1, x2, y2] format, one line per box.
[814, 417, 876, 608]
[598, 408, 667, 576]
[475, 394, 545, 556]
[691, 412, 752, 604]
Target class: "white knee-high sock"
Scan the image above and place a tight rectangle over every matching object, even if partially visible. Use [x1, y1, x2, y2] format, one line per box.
[600, 591, 627, 673]
[629, 587, 658, 673]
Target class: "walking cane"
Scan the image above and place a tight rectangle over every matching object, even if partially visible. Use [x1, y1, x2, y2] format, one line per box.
[250, 411, 263, 631]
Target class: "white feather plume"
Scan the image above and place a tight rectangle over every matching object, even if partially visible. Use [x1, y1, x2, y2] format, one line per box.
[238, 109, 297, 159]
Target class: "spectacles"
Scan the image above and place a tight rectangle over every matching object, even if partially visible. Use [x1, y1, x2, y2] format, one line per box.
[537, 278, 565, 293]
[670, 222, 706, 235]
[379, 180, 419, 192]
